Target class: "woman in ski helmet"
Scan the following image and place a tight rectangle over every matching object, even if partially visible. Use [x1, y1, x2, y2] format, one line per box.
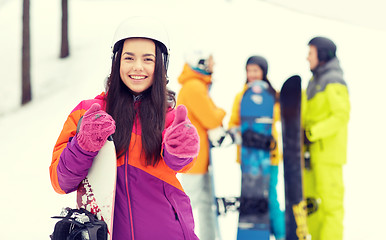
[50, 16, 200, 240]
[228, 55, 285, 240]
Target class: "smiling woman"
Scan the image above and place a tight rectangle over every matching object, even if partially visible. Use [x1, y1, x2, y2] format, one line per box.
[119, 38, 156, 95]
[49, 16, 200, 240]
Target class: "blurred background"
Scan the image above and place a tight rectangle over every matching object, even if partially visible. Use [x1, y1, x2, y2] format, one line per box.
[0, 0, 385, 239]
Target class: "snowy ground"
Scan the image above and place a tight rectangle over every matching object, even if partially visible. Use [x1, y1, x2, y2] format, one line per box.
[1, 0, 386, 239]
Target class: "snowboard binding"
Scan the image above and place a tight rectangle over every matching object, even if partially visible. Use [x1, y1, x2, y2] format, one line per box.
[242, 130, 276, 151]
[239, 197, 269, 216]
[50, 207, 108, 240]
[306, 197, 319, 216]
[216, 197, 240, 215]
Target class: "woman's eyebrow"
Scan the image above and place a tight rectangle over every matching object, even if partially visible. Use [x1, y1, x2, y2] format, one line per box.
[123, 52, 134, 55]
[122, 52, 155, 58]
[143, 53, 156, 57]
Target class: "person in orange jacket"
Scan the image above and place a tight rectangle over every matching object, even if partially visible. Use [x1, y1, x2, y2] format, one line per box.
[177, 50, 226, 240]
[228, 55, 285, 240]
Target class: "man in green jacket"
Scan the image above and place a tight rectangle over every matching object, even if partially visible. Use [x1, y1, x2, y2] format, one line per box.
[302, 36, 350, 240]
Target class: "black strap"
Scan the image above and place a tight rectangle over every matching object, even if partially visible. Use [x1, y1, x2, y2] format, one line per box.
[51, 208, 108, 240]
[239, 197, 269, 216]
[242, 130, 276, 151]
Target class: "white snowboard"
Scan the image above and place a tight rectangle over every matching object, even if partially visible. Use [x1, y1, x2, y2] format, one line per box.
[77, 139, 117, 239]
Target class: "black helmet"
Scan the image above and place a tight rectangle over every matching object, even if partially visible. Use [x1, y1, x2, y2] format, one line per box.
[308, 37, 337, 63]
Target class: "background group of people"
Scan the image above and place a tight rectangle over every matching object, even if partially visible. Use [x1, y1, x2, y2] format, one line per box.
[50, 16, 350, 240]
[178, 36, 350, 240]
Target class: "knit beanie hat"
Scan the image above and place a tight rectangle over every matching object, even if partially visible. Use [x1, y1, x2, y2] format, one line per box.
[246, 55, 268, 80]
[308, 36, 337, 63]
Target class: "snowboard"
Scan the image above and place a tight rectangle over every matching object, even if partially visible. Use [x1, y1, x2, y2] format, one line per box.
[209, 146, 223, 240]
[280, 75, 310, 240]
[77, 137, 117, 240]
[237, 80, 275, 239]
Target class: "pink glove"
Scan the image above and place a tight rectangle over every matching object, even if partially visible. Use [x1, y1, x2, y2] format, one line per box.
[163, 105, 200, 158]
[76, 103, 116, 152]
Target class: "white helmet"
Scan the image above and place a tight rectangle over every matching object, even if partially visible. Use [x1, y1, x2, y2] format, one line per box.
[111, 16, 170, 55]
[111, 16, 170, 72]
[184, 49, 212, 73]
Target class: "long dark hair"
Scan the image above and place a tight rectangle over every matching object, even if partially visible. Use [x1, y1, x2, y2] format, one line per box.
[105, 40, 175, 166]
[263, 79, 278, 101]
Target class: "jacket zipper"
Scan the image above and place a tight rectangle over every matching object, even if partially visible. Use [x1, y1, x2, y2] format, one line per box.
[125, 153, 135, 240]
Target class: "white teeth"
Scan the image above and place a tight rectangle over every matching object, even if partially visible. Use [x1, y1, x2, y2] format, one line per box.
[130, 75, 146, 80]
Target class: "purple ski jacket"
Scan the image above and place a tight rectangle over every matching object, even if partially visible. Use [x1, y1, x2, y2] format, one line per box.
[49, 93, 199, 240]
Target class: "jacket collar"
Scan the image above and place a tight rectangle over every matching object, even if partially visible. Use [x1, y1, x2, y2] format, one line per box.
[178, 63, 212, 86]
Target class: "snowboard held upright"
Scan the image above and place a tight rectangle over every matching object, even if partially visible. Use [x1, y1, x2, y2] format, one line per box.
[280, 75, 310, 240]
[209, 146, 223, 240]
[237, 80, 275, 239]
[51, 138, 117, 240]
[77, 138, 117, 239]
